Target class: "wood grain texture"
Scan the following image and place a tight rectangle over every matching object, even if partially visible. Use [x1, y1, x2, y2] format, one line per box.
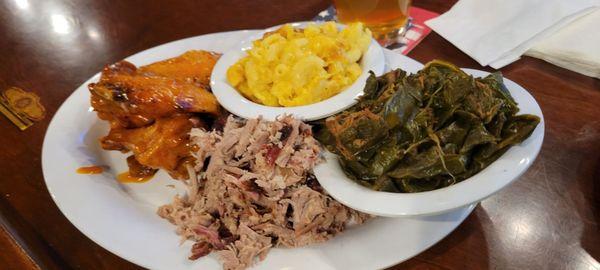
[0, 0, 598, 269]
[0, 225, 40, 270]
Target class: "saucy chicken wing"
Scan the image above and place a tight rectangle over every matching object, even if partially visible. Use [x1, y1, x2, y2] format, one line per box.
[101, 114, 205, 179]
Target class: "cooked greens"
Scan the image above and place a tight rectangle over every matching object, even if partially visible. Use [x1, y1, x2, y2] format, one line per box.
[315, 60, 540, 193]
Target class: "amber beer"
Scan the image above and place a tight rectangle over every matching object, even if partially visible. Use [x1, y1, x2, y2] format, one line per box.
[333, 0, 411, 43]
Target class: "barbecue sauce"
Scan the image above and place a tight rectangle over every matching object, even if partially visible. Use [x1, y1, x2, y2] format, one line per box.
[117, 171, 153, 183]
[76, 166, 104, 174]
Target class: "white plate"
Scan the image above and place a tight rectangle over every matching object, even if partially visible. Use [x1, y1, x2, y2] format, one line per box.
[314, 68, 545, 217]
[42, 30, 474, 270]
[211, 22, 385, 121]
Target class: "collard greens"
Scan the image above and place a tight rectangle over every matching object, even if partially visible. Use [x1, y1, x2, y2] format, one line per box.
[316, 60, 540, 193]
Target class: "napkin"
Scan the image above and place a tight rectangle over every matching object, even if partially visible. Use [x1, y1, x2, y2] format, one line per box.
[525, 8, 600, 78]
[425, 0, 600, 68]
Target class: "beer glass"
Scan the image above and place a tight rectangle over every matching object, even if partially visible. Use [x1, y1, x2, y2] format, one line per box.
[333, 0, 411, 46]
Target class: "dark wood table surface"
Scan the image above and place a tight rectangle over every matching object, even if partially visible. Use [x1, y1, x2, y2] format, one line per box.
[0, 0, 598, 269]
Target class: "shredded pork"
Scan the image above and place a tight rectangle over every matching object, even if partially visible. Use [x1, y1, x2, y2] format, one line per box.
[158, 115, 368, 270]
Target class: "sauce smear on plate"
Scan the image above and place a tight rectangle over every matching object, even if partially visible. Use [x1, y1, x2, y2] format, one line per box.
[117, 171, 153, 183]
[76, 166, 104, 174]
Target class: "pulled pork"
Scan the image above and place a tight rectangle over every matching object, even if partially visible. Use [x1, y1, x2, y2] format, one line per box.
[158, 115, 368, 270]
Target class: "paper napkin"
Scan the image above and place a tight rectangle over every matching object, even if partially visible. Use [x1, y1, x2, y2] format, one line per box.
[525, 8, 600, 78]
[425, 0, 599, 68]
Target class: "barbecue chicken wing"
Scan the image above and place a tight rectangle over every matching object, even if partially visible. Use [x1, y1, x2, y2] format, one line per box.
[89, 50, 220, 129]
[101, 114, 206, 179]
[138, 50, 219, 87]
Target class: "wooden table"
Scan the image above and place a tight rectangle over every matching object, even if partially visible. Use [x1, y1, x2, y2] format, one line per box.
[0, 0, 598, 269]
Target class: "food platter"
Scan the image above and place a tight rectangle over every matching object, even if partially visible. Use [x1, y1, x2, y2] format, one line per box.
[42, 29, 476, 270]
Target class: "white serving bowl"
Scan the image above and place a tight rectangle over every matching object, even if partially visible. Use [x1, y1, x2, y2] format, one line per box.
[210, 21, 385, 121]
[314, 68, 545, 217]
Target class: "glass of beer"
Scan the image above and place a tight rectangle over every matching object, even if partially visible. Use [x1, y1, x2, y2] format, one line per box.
[333, 0, 411, 46]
